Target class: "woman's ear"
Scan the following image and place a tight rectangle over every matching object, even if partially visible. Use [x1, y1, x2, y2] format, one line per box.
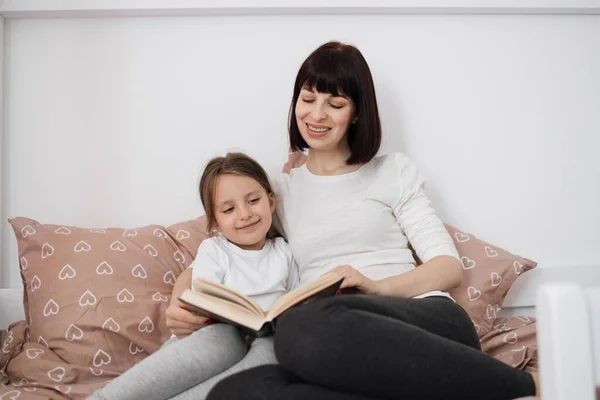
[352, 115, 359, 124]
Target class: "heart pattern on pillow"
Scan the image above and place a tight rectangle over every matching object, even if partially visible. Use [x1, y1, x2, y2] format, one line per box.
[2, 216, 209, 398]
[445, 224, 536, 336]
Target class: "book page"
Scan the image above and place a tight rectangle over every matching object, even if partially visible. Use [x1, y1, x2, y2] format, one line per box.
[179, 290, 267, 332]
[267, 272, 343, 319]
[193, 278, 264, 316]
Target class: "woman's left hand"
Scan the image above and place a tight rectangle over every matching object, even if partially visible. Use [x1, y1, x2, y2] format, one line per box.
[330, 265, 382, 295]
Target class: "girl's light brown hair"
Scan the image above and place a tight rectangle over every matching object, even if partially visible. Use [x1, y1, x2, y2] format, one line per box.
[199, 152, 274, 234]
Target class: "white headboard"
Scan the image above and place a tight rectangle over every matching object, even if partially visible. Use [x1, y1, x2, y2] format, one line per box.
[1, 2, 599, 311]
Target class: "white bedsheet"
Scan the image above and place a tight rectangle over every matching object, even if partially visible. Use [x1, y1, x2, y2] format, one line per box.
[0, 288, 25, 330]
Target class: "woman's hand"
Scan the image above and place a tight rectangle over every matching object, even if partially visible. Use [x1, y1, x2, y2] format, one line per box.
[330, 265, 382, 295]
[165, 298, 211, 338]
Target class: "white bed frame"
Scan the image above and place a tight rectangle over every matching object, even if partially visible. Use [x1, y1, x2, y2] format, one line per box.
[537, 285, 600, 400]
[1, 2, 599, 399]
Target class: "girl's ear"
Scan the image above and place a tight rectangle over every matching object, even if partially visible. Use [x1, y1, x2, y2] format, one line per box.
[210, 220, 220, 236]
[268, 192, 276, 214]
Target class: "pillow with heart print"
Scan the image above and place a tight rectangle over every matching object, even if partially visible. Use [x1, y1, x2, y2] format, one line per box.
[480, 315, 538, 372]
[5, 216, 208, 395]
[445, 224, 536, 337]
[0, 320, 86, 398]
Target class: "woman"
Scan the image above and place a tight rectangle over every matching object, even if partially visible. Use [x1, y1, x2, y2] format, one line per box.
[205, 41, 540, 400]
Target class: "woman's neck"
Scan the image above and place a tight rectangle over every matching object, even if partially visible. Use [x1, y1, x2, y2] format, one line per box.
[306, 146, 360, 176]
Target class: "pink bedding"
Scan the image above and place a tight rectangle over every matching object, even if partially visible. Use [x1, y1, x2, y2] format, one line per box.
[1, 316, 540, 399]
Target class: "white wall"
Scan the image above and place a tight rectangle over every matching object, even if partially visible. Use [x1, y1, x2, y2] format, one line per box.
[1, 14, 600, 288]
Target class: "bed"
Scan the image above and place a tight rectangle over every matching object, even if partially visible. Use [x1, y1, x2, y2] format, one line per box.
[1, 1, 599, 399]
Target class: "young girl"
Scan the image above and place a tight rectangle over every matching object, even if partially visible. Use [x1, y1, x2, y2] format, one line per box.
[90, 152, 298, 400]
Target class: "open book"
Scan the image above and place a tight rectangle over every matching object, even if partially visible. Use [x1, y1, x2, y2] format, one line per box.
[179, 272, 344, 337]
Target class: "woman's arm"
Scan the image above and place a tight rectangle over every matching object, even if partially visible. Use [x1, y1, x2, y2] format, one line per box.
[331, 256, 462, 298]
[377, 255, 462, 297]
[389, 154, 461, 296]
[165, 268, 210, 338]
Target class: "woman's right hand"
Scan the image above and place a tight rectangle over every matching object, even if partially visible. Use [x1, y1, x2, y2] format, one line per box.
[165, 298, 210, 338]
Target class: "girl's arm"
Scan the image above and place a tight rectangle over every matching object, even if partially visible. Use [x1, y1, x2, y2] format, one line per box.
[165, 268, 210, 338]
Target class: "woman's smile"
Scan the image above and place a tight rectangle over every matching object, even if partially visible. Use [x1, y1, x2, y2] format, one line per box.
[306, 123, 331, 137]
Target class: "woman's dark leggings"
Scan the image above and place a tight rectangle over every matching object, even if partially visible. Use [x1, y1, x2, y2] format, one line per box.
[207, 294, 536, 400]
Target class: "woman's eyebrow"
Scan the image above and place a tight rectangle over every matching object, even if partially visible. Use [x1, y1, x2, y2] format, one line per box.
[300, 89, 348, 99]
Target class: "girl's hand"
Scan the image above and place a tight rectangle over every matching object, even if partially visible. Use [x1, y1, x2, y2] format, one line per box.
[330, 265, 382, 295]
[165, 298, 211, 338]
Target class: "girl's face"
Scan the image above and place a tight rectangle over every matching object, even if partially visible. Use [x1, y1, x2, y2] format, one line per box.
[212, 174, 275, 250]
[295, 87, 356, 153]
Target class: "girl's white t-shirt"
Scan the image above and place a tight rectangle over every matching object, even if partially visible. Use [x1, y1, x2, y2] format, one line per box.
[189, 236, 299, 310]
[273, 152, 460, 299]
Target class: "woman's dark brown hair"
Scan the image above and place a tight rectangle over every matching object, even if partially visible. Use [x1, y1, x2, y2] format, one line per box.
[289, 41, 382, 165]
[199, 152, 274, 234]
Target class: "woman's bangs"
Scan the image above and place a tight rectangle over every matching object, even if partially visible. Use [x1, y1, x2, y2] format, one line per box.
[299, 61, 353, 99]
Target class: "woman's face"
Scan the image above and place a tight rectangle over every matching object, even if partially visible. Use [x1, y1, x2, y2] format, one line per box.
[295, 87, 355, 152]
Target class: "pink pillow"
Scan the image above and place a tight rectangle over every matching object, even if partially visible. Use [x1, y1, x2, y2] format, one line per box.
[480, 316, 538, 372]
[3, 216, 208, 398]
[445, 225, 536, 336]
